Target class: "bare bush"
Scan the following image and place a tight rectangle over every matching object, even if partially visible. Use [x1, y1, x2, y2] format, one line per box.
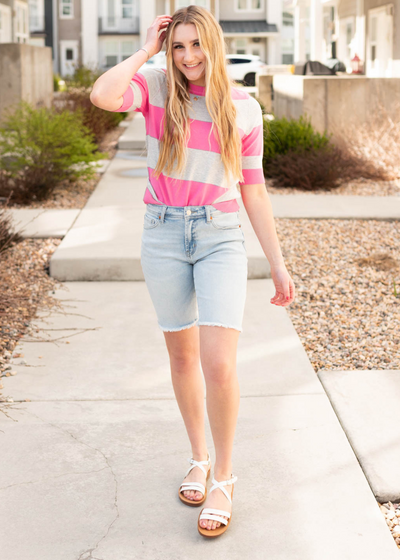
[333, 98, 400, 181]
[0, 200, 22, 255]
[265, 145, 391, 191]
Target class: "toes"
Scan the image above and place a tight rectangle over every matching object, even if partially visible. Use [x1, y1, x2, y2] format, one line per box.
[194, 491, 203, 500]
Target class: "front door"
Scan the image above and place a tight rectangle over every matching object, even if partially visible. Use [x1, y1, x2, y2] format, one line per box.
[60, 40, 79, 77]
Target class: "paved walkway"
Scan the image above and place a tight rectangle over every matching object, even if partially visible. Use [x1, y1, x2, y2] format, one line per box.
[1, 115, 399, 558]
[1, 281, 398, 559]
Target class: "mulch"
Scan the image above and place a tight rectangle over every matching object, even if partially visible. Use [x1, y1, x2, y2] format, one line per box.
[0, 239, 61, 398]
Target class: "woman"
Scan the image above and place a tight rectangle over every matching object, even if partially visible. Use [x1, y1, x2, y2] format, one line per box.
[90, 5, 295, 538]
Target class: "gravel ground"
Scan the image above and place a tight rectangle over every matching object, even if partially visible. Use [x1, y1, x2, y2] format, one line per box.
[379, 501, 400, 549]
[275, 218, 400, 372]
[0, 239, 61, 400]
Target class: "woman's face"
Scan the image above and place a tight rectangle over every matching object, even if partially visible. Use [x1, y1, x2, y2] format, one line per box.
[171, 23, 206, 87]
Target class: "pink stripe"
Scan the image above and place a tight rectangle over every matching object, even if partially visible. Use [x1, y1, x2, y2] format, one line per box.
[212, 199, 240, 212]
[232, 87, 249, 100]
[145, 168, 230, 207]
[113, 86, 133, 112]
[146, 104, 165, 139]
[133, 72, 149, 114]
[187, 120, 220, 151]
[241, 124, 263, 156]
[239, 168, 265, 186]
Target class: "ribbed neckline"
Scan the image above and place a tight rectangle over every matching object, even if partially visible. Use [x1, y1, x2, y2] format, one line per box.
[188, 82, 206, 96]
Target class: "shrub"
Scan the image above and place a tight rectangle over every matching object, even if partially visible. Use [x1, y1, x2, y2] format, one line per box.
[263, 114, 331, 165]
[0, 101, 106, 203]
[63, 62, 103, 89]
[57, 87, 126, 144]
[0, 203, 22, 255]
[265, 144, 391, 190]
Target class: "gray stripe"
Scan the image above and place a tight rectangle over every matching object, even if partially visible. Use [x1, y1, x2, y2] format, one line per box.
[146, 135, 239, 188]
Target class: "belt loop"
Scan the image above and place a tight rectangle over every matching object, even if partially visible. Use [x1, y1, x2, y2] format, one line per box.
[205, 206, 211, 223]
[159, 205, 167, 223]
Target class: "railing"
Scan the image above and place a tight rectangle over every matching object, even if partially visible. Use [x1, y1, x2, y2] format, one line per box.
[29, 15, 45, 33]
[98, 16, 140, 34]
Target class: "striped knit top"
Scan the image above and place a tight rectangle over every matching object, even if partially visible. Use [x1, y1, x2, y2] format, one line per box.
[113, 67, 265, 212]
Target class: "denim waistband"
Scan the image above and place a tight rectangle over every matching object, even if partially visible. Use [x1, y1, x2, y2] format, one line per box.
[145, 203, 238, 221]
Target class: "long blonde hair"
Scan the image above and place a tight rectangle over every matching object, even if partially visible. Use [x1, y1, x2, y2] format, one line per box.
[153, 5, 244, 185]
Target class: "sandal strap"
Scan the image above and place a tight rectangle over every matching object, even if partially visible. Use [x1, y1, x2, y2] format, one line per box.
[201, 507, 231, 519]
[184, 453, 211, 478]
[179, 482, 205, 495]
[209, 475, 237, 504]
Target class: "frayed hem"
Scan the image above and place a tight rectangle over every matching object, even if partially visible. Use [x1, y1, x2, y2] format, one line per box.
[159, 318, 198, 332]
[198, 322, 242, 333]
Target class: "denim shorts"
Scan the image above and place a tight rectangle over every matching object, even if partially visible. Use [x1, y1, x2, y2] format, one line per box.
[140, 203, 248, 333]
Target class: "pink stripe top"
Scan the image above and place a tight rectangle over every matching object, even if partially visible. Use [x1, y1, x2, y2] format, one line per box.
[113, 68, 265, 212]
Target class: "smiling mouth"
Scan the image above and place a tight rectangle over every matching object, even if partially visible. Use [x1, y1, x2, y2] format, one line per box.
[184, 62, 201, 68]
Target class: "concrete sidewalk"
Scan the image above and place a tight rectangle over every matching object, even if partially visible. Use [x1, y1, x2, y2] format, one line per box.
[1, 281, 398, 560]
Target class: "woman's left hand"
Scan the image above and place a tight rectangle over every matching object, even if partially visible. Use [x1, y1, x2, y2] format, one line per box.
[270, 263, 296, 306]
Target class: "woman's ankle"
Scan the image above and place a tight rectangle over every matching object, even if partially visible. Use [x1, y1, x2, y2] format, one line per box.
[191, 449, 209, 461]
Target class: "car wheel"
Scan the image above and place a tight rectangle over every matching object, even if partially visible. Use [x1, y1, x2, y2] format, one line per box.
[243, 73, 256, 87]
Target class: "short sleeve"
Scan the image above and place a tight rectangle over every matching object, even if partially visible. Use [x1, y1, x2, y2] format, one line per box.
[239, 100, 265, 186]
[112, 72, 149, 115]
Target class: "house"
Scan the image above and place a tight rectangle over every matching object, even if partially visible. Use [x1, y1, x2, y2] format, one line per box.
[291, 0, 400, 77]
[27, 0, 292, 76]
[0, 0, 29, 43]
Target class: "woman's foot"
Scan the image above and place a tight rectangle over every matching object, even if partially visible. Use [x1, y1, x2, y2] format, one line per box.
[199, 473, 233, 530]
[181, 453, 210, 502]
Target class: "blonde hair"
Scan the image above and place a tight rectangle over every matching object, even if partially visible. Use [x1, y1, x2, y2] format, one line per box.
[153, 5, 244, 185]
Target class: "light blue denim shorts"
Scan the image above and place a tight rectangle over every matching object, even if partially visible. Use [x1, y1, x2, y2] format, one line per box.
[140, 203, 248, 333]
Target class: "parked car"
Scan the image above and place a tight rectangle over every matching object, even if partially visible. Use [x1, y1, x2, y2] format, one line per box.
[142, 52, 267, 86]
[226, 54, 267, 86]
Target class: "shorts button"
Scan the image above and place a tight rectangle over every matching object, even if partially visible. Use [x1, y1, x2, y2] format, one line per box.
[186, 209, 191, 215]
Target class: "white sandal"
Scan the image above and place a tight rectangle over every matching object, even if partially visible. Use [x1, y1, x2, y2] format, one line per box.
[178, 453, 211, 507]
[198, 474, 237, 537]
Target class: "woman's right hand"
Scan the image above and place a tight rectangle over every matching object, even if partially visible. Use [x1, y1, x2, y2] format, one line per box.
[143, 15, 173, 58]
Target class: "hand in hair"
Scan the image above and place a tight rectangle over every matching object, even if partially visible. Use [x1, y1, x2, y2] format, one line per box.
[144, 15, 173, 58]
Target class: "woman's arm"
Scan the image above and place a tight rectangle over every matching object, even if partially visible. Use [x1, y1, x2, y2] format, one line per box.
[90, 14, 172, 112]
[90, 49, 151, 112]
[241, 184, 296, 306]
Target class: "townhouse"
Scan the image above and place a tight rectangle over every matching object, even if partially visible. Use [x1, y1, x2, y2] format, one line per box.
[0, 0, 29, 43]
[291, 0, 400, 77]
[24, 0, 287, 75]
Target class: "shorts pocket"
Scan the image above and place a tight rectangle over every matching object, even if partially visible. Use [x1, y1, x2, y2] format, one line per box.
[210, 211, 241, 230]
[143, 213, 160, 229]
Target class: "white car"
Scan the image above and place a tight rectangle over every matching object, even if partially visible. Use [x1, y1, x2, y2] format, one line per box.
[142, 52, 267, 86]
[225, 54, 267, 86]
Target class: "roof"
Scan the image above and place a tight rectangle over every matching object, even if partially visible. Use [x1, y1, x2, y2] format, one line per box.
[219, 20, 278, 34]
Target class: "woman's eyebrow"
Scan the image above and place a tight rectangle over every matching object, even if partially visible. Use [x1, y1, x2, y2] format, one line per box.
[172, 39, 200, 46]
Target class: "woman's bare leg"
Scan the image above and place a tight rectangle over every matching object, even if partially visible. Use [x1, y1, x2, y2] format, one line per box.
[164, 325, 209, 501]
[198, 325, 240, 531]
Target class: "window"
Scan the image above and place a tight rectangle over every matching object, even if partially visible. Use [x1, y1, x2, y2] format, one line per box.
[282, 11, 293, 26]
[15, 1, 29, 43]
[60, 0, 73, 18]
[0, 5, 12, 43]
[176, 0, 209, 8]
[236, 0, 262, 11]
[66, 48, 73, 60]
[104, 39, 136, 67]
[122, 0, 133, 18]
